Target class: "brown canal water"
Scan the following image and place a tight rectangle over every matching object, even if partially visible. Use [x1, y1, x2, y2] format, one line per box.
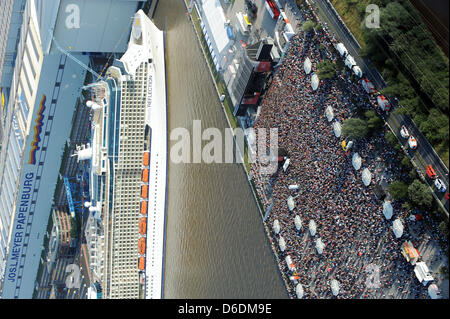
[152, 0, 287, 298]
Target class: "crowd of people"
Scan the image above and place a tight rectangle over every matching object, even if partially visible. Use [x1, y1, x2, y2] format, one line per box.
[250, 5, 432, 299]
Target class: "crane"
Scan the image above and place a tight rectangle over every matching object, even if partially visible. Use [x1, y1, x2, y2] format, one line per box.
[49, 31, 103, 84]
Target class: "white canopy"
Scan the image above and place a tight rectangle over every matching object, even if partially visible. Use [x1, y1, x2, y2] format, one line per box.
[393, 218, 404, 238]
[331, 279, 340, 296]
[294, 215, 302, 231]
[304, 57, 312, 74]
[311, 74, 319, 91]
[428, 284, 441, 299]
[353, 65, 362, 78]
[336, 43, 348, 56]
[283, 158, 290, 172]
[285, 255, 296, 271]
[279, 236, 286, 252]
[345, 55, 356, 69]
[273, 219, 281, 235]
[309, 220, 317, 236]
[362, 168, 372, 186]
[315, 238, 325, 254]
[352, 152, 362, 170]
[296, 283, 304, 299]
[287, 196, 295, 211]
[383, 201, 393, 220]
[333, 121, 342, 138]
[414, 262, 434, 286]
[325, 105, 334, 122]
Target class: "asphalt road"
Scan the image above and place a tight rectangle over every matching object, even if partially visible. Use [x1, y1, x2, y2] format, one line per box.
[388, 111, 449, 212]
[313, 0, 385, 89]
[311, 0, 449, 215]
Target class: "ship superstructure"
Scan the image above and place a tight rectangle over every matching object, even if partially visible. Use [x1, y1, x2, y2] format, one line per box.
[77, 10, 167, 299]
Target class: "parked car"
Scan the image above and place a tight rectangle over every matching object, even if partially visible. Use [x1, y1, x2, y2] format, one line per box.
[434, 179, 447, 193]
[408, 135, 417, 149]
[400, 125, 409, 138]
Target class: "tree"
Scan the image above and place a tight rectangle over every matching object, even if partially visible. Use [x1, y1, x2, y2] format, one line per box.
[342, 118, 368, 139]
[439, 221, 449, 237]
[388, 180, 408, 201]
[419, 108, 449, 145]
[401, 156, 412, 169]
[302, 20, 315, 33]
[317, 60, 335, 80]
[364, 110, 382, 133]
[315, 22, 323, 32]
[408, 179, 433, 209]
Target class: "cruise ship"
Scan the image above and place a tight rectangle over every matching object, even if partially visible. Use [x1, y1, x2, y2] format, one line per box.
[75, 10, 167, 299]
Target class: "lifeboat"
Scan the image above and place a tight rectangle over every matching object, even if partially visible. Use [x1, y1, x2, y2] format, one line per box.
[138, 237, 146, 255]
[139, 218, 147, 235]
[142, 168, 149, 183]
[138, 257, 145, 270]
[143, 152, 150, 166]
[141, 185, 148, 199]
[140, 201, 148, 215]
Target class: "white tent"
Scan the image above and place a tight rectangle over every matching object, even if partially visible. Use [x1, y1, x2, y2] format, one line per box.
[331, 279, 340, 296]
[345, 55, 356, 69]
[428, 284, 441, 299]
[309, 220, 317, 236]
[393, 218, 404, 238]
[287, 196, 295, 211]
[315, 238, 325, 254]
[333, 121, 341, 138]
[311, 74, 319, 91]
[294, 215, 302, 231]
[362, 168, 372, 186]
[283, 158, 290, 172]
[414, 262, 434, 286]
[285, 255, 296, 271]
[345, 140, 353, 151]
[273, 219, 281, 235]
[304, 57, 312, 74]
[296, 283, 304, 299]
[352, 153, 362, 170]
[383, 201, 393, 220]
[279, 236, 286, 252]
[353, 65, 362, 78]
[325, 105, 334, 122]
[336, 43, 348, 56]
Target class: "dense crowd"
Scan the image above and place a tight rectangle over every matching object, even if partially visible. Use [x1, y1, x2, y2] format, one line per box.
[250, 10, 429, 299]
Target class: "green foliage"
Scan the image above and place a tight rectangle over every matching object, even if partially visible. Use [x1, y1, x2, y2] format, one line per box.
[317, 60, 336, 80]
[360, 0, 449, 162]
[408, 168, 418, 180]
[385, 131, 397, 147]
[302, 20, 315, 32]
[342, 118, 368, 139]
[385, 131, 401, 151]
[388, 180, 408, 201]
[315, 22, 323, 32]
[408, 179, 433, 209]
[439, 221, 449, 237]
[401, 156, 412, 169]
[402, 202, 412, 211]
[364, 110, 382, 133]
[419, 108, 449, 146]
